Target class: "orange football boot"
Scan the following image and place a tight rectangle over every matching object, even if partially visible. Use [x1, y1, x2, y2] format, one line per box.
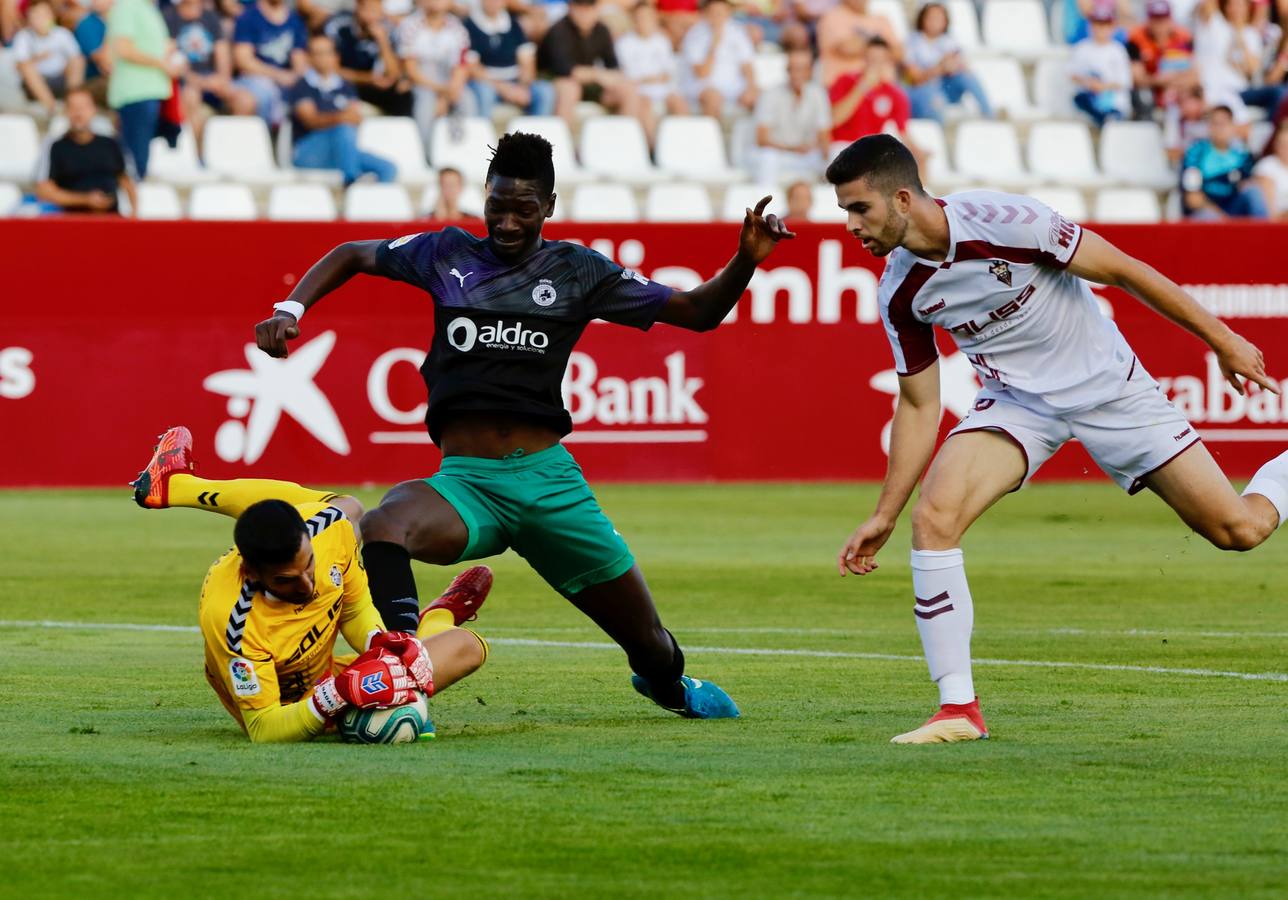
[130, 426, 195, 509]
[891, 697, 989, 744]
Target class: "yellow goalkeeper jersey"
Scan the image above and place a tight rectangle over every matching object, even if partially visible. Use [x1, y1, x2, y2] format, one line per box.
[198, 502, 385, 741]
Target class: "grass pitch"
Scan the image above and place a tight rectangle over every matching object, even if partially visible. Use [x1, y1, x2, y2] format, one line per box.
[1, 483, 1286, 898]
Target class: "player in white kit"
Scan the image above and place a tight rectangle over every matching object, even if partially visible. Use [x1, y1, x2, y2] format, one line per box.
[827, 135, 1288, 744]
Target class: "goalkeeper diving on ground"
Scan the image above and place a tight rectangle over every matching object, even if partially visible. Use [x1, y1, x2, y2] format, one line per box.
[130, 426, 493, 742]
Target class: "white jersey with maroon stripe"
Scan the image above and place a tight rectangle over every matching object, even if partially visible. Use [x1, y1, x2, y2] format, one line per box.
[877, 189, 1139, 411]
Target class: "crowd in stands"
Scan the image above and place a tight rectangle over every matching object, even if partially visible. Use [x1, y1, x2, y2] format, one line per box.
[2, 0, 1288, 220]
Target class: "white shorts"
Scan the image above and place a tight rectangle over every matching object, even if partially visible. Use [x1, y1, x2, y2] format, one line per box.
[947, 376, 1200, 495]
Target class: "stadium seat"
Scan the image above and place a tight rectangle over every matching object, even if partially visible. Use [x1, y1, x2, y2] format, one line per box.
[752, 50, 787, 92]
[429, 116, 497, 184]
[0, 181, 21, 215]
[268, 183, 338, 221]
[1093, 188, 1161, 223]
[507, 115, 591, 183]
[418, 183, 487, 218]
[1098, 121, 1174, 189]
[982, 0, 1052, 60]
[343, 183, 413, 220]
[945, 0, 982, 51]
[569, 183, 639, 221]
[134, 182, 183, 219]
[902, 118, 967, 189]
[727, 115, 758, 171]
[720, 183, 782, 222]
[147, 127, 215, 185]
[1027, 121, 1105, 186]
[954, 120, 1035, 186]
[808, 184, 847, 223]
[870, 0, 909, 40]
[970, 57, 1042, 120]
[644, 183, 714, 222]
[1032, 56, 1077, 119]
[655, 116, 743, 183]
[357, 117, 434, 185]
[203, 116, 293, 184]
[1249, 119, 1274, 154]
[188, 183, 258, 220]
[0, 114, 40, 181]
[579, 116, 662, 184]
[1028, 186, 1088, 220]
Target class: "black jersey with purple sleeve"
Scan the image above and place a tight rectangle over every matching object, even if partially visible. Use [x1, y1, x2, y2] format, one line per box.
[373, 226, 674, 442]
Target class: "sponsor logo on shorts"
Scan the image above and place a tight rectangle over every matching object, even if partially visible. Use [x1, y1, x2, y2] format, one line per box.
[229, 658, 261, 697]
[1174, 427, 1193, 442]
[360, 672, 388, 696]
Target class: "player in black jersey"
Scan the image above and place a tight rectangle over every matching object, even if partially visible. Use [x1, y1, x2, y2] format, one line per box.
[253, 133, 793, 719]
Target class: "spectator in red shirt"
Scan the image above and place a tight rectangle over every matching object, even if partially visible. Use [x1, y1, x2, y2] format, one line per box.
[1126, 0, 1197, 114]
[829, 37, 926, 170]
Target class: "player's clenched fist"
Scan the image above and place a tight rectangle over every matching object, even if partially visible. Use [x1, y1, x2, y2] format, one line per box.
[309, 649, 417, 718]
[370, 631, 435, 696]
[253, 312, 300, 359]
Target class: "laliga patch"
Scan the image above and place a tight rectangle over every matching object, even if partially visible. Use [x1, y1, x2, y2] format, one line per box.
[360, 672, 388, 695]
[389, 233, 420, 249]
[531, 279, 557, 307]
[229, 658, 261, 697]
[329, 564, 343, 588]
[619, 268, 649, 285]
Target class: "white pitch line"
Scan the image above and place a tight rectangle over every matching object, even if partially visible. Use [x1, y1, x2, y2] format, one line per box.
[1051, 627, 1288, 639]
[2, 619, 1286, 683]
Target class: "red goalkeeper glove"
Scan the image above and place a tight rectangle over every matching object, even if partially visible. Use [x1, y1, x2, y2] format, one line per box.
[309, 650, 417, 718]
[370, 631, 435, 696]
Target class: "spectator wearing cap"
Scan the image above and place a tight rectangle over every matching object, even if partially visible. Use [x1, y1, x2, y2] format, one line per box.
[818, 0, 902, 88]
[166, 0, 257, 139]
[13, 0, 85, 116]
[656, 0, 699, 47]
[232, 0, 309, 126]
[324, 0, 412, 117]
[1194, 0, 1287, 118]
[465, 0, 555, 118]
[538, 0, 646, 132]
[1061, 0, 1134, 44]
[903, 1, 991, 123]
[35, 87, 137, 215]
[679, 0, 757, 118]
[829, 36, 924, 167]
[1181, 103, 1268, 217]
[615, 1, 689, 122]
[1069, 3, 1132, 126]
[752, 48, 830, 183]
[108, 0, 181, 178]
[289, 34, 397, 185]
[397, 0, 475, 148]
[1127, 0, 1197, 114]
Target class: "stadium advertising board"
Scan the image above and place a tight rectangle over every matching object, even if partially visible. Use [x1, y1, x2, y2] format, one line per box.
[3, 219, 1287, 486]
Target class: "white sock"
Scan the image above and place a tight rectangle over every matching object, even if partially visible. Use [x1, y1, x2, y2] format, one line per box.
[910, 548, 975, 706]
[1243, 450, 1288, 527]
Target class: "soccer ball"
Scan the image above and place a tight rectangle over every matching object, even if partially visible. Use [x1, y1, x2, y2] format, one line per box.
[339, 691, 433, 744]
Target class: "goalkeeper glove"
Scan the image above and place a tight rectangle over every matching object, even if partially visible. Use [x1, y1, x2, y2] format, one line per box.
[370, 631, 435, 696]
[308, 650, 417, 718]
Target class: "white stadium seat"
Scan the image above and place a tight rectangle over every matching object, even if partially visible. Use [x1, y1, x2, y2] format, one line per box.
[0, 114, 40, 180]
[870, 0, 909, 40]
[1093, 188, 1162, 223]
[1028, 186, 1088, 220]
[970, 57, 1042, 120]
[644, 183, 714, 221]
[1033, 56, 1077, 119]
[569, 183, 639, 222]
[579, 116, 662, 184]
[655, 116, 743, 183]
[344, 183, 413, 220]
[357, 117, 434, 185]
[507, 115, 590, 183]
[1099, 121, 1174, 189]
[752, 51, 786, 92]
[946, 0, 982, 51]
[429, 116, 497, 184]
[954, 120, 1034, 186]
[903, 118, 967, 189]
[1027, 121, 1104, 186]
[808, 184, 847, 223]
[203, 116, 292, 184]
[134, 182, 183, 219]
[1249, 119, 1275, 154]
[147, 127, 215, 184]
[0, 181, 22, 215]
[188, 183, 257, 220]
[268, 183, 338, 221]
[720, 183, 782, 222]
[982, 0, 1052, 60]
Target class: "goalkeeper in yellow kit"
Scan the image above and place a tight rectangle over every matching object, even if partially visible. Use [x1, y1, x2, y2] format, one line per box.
[131, 426, 493, 742]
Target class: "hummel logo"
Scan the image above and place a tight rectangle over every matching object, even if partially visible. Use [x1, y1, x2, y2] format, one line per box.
[1174, 427, 1193, 441]
[920, 299, 946, 316]
[449, 268, 473, 287]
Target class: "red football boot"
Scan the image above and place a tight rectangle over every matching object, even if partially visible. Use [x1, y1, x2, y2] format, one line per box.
[891, 697, 989, 744]
[419, 565, 493, 627]
[130, 426, 195, 509]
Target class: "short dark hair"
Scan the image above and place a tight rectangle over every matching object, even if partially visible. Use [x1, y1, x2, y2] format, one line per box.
[866, 35, 890, 50]
[915, 2, 947, 33]
[486, 132, 555, 195]
[825, 133, 925, 197]
[234, 500, 309, 569]
[1209, 104, 1234, 120]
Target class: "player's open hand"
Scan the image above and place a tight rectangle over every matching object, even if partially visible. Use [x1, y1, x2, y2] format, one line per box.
[1214, 330, 1276, 396]
[739, 196, 796, 265]
[254, 313, 301, 359]
[837, 515, 896, 577]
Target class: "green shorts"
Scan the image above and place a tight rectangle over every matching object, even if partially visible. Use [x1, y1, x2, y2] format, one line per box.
[424, 444, 635, 596]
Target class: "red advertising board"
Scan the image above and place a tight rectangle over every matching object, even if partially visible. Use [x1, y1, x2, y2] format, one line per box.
[3, 219, 1287, 487]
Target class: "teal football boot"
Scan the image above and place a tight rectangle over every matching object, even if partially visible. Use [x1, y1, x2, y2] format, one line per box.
[631, 674, 740, 719]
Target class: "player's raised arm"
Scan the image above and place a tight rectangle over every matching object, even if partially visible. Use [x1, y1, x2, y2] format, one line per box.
[1066, 229, 1275, 396]
[655, 196, 795, 332]
[252, 238, 388, 358]
[838, 361, 941, 576]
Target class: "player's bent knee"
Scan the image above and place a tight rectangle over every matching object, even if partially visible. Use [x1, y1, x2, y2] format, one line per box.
[910, 498, 963, 550]
[358, 505, 406, 546]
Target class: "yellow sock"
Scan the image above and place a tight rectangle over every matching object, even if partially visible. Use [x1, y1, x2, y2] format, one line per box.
[417, 608, 456, 640]
[466, 630, 489, 666]
[167, 475, 339, 518]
